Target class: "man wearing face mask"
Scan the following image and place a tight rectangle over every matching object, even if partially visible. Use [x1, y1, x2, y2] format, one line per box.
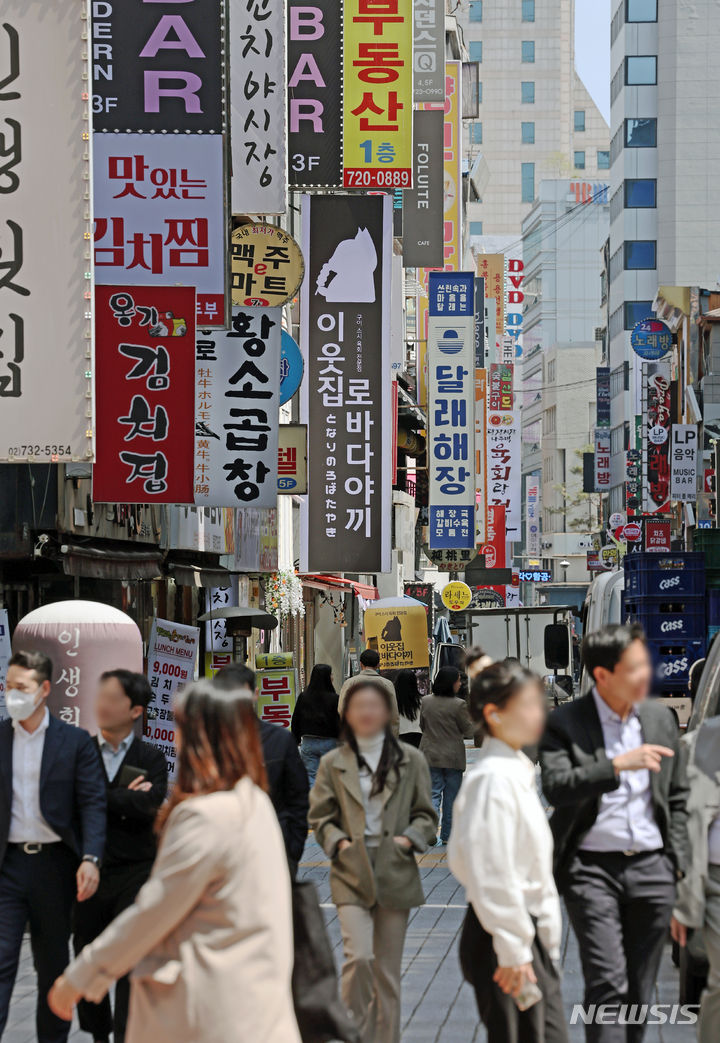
[0, 650, 106, 1043]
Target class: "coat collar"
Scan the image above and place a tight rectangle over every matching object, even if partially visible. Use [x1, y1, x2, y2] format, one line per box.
[332, 740, 409, 808]
[39, 714, 66, 785]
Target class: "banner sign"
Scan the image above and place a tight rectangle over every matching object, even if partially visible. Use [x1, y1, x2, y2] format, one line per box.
[477, 254, 505, 346]
[428, 272, 476, 549]
[94, 135, 227, 327]
[204, 581, 239, 677]
[301, 194, 392, 572]
[94, 286, 195, 504]
[526, 481, 540, 556]
[594, 427, 611, 494]
[91, 0, 225, 133]
[413, 0, 445, 101]
[364, 604, 429, 669]
[0, 610, 10, 720]
[475, 368, 487, 544]
[474, 277, 486, 370]
[645, 518, 672, 553]
[230, 224, 305, 309]
[479, 504, 507, 602]
[440, 62, 462, 269]
[0, 3, 92, 462]
[288, 0, 343, 188]
[257, 668, 298, 728]
[278, 424, 308, 493]
[146, 618, 200, 779]
[402, 110, 444, 268]
[194, 307, 281, 508]
[343, 0, 413, 188]
[670, 424, 698, 503]
[489, 363, 514, 411]
[230, 0, 287, 214]
[642, 362, 672, 514]
[487, 405, 521, 542]
[596, 366, 611, 428]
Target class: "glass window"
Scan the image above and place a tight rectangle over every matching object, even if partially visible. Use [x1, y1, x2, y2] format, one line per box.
[627, 0, 657, 21]
[624, 301, 653, 329]
[522, 41, 535, 63]
[522, 0, 535, 22]
[626, 56, 657, 84]
[624, 240, 656, 269]
[521, 81, 535, 104]
[469, 41, 483, 62]
[625, 118, 657, 147]
[521, 121, 535, 144]
[521, 162, 535, 203]
[470, 0, 483, 20]
[478, 81, 483, 103]
[469, 221, 483, 236]
[574, 110, 586, 132]
[597, 150, 610, 169]
[471, 122, 483, 144]
[574, 150, 586, 170]
[624, 178, 657, 207]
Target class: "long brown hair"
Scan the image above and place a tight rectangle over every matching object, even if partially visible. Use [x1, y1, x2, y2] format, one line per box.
[156, 679, 267, 832]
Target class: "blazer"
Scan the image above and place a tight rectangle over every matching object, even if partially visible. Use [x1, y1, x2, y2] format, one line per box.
[674, 718, 720, 930]
[94, 736, 168, 869]
[309, 742, 437, 909]
[419, 694, 475, 771]
[64, 778, 301, 1043]
[539, 693, 689, 892]
[259, 719, 309, 870]
[0, 715, 106, 867]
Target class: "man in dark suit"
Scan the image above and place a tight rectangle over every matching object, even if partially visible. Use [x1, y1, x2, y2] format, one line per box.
[0, 650, 106, 1043]
[540, 624, 689, 1043]
[213, 663, 309, 876]
[73, 669, 168, 1043]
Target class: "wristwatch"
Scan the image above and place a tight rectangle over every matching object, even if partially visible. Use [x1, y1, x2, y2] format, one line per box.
[81, 854, 101, 868]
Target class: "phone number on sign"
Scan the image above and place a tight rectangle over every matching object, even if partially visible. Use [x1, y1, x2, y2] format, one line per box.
[5, 445, 73, 458]
[344, 168, 411, 188]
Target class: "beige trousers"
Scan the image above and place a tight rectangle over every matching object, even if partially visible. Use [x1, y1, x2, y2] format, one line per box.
[337, 902, 410, 1043]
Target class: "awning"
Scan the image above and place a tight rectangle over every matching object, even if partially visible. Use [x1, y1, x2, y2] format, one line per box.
[168, 563, 233, 589]
[61, 544, 163, 581]
[300, 574, 379, 600]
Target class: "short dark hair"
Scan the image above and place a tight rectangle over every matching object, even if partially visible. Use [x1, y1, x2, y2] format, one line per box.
[582, 623, 647, 683]
[465, 647, 488, 670]
[432, 666, 461, 697]
[469, 660, 540, 737]
[9, 650, 53, 684]
[100, 669, 153, 710]
[360, 649, 380, 669]
[213, 663, 256, 693]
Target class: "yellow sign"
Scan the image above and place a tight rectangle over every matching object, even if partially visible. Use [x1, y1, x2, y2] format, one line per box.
[477, 254, 505, 341]
[364, 604, 429, 669]
[441, 61, 461, 270]
[231, 223, 305, 308]
[256, 652, 294, 669]
[343, 0, 413, 189]
[441, 582, 472, 611]
[256, 668, 297, 729]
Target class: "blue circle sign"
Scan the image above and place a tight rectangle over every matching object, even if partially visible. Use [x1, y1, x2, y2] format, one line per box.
[280, 331, 304, 405]
[630, 318, 673, 361]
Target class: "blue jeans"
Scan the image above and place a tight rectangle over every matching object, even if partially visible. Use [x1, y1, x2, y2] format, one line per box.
[300, 736, 338, 787]
[430, 767, 463, 843]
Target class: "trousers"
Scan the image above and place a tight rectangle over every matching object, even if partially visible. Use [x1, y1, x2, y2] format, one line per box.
[699, 863, 720, 1043]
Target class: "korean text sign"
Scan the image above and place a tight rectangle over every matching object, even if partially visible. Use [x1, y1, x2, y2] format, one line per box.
[194, 308, 281, 509]
[343, 0, 414, 188]
[642, 361, 672, 514]
[594, 428, 611, 493]
[364, 605, 430, 669]
[670, 424, 698, 503]
[300, 194, 392, 573]
[204, 581, 239, 677]
[94, 286, 196, 504]
[439, 61, 461, 270]
[147, 618, 199, 780]
[476, 254, 505, 346]
[0, 4, 91, 462]
[487, 402, 521, 542]
[526, 482, 540, 557]
[427, 272, 476, 550]
[257, 668, 298, 728]
[413, 0, 445, 102]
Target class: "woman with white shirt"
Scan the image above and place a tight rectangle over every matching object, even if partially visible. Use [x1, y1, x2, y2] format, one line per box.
[448, 661, 568, 1043]
[309, 675, 437, 1043]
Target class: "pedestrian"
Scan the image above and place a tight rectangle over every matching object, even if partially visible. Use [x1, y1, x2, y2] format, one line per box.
[539, 623, 688, 1043]
[73, 669, 168, 1043]
[49, 680, 301, 1043]
[419, 666, 475, 845]
[0, 650, 106, 1043]
[309, 674, 437, 1043]
[448, 660, 567, 1043]
[339, 650, 400, 736]
[671, 713, 720, 1043]
[291, 663, 340, 787]
[394, 669, 423, 748]
[215, 662, 309, 877]
[465, 646, 493, 681]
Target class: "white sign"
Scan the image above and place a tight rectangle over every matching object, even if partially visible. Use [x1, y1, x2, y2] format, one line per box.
[526, 481, 540, 557]
[230, 0, 287, 215]
[0, 3, 92, 462]
[205, 581, 239, 676]
[146, 618, 199, 781]
[195, 308, 281, 508]
[94, 135, 227, 328]
[487, 405, 522, 541]
[595, 427, 611, 492]
[671, 424, 698, 503]
[0, 609, 11, 720]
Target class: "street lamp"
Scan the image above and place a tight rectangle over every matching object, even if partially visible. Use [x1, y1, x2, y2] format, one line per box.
[559, 559, 570, 582]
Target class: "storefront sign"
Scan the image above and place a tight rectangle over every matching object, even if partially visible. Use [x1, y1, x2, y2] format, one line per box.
[594, 428, 611, 494]
[230, 0, 287, 213]
[288, 0, 343, 187]
[489, 363, 514, 411]
[280, 331, 305, 404]
[441, 581, 472, 611]
[645, 518, 672, 553]
[0, 4, 92, 462]
[402, 110, 444, 268]
[519, 569, 552, 583]
[278, 424, 308, 493]
[526, 481, 540, 556]
[642, 361, 672, 514]
[194, 308, 281, 509]
[257, 668, 298, 728]
[364, 604, 429, 669]
[428, 272, 476, 549]
[204, 581, 239, 677]
[596, 367, 611, 428]
[94, 135, 227, 327]
[94, 286, 196, 504]
[631, 318, 673, 361]
[413, 0, 444, 101]
[487, 407, 521, 542]
[0, 610, 10, 720]
[234, 507, 279, 572]
[404, 582, 435, 636]
[479, 504, 508, 602]
[474, 367, 487, 544]
[476, 254, 504, 348]
[230, 224, 304, 309]
[670, 424, 698, 503]
[474, 277, 485, 370]
[169, 506, 235, 554]
[146, 618, 200, 780]
[506, 258, 524, 348]
[343, 0, 413, 188]
[440, 62, 462, 269]
[301, 194, 392, 573]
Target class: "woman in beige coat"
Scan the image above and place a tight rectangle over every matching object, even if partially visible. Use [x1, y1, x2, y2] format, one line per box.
[310, 674, 437, 1043]
[49, 681, 301, 1043]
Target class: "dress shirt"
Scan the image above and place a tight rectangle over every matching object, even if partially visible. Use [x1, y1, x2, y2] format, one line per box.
[97, 731, 134, 782]
[579, 689, 663, 854]
[448, 737, 562, 967]
[357, 732, 385, 847]
[8, 710, 61, 844]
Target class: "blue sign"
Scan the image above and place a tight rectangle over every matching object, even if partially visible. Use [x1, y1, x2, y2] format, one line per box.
[698, 520, 712, 529]
[280, 331, 304, 405]
[630, 318, 673, 361]
[428, 271, 474, 317]
[429, 506, 475, 549]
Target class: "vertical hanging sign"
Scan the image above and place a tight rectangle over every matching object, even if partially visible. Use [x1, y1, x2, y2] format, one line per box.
[594, 428, 611, 494]
[526, 481, 541, 556]
[402, 109, 445, 268]
[440, 61, 462, 270]
[413, 0, 445, 102]
[670, 424, 698, 503]
[642, 361, 672, 514]
[475, 368, 487, 545]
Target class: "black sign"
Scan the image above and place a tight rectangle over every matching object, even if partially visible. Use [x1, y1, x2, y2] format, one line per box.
[287, 0, 342, 187]
[91, 0, 225, 132]
[402, 109, 444, 268]
[596, 366, 611, 428]
[474, 277, 485, 370]
[404, 582, 435, 636]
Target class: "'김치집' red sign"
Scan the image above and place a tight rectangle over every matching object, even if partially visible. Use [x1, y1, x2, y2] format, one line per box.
[94, 286, 196, 504]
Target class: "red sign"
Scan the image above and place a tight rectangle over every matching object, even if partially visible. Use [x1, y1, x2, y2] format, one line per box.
[94, 286, 195, 503]
[624, 522, 642, 542]
[644, 519, 672, 553]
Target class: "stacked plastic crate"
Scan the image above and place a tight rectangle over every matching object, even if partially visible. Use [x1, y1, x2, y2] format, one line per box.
[624, 552, 705, 696]
[693, 530, 720, 645]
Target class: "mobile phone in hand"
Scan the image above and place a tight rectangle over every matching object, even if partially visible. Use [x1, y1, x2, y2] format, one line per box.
[514, 981, 543, 1011]
[117, 764, 149, 788]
